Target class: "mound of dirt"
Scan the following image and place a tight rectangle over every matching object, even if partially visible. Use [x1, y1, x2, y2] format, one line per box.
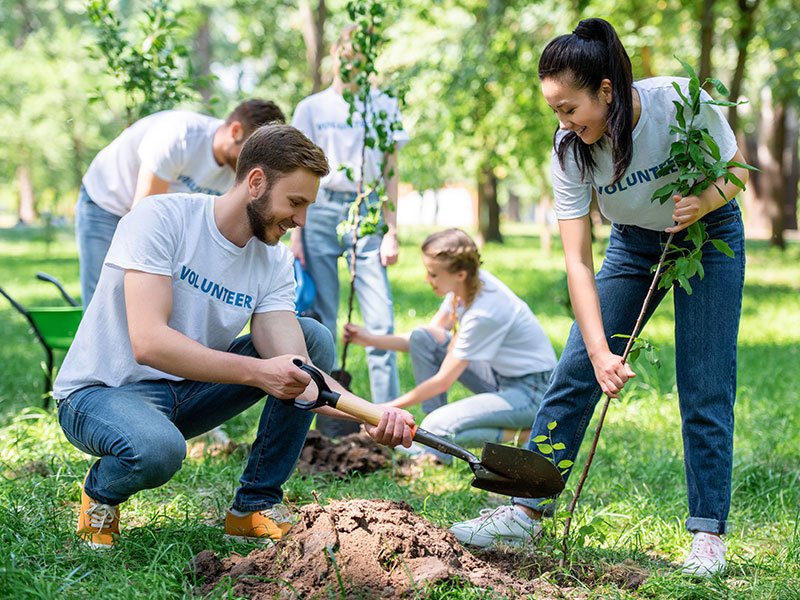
[190, 498, 563, 599]
[295, 430, 395, 477]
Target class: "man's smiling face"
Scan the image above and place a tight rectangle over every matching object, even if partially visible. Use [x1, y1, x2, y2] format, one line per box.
[247, 168, 319, 245]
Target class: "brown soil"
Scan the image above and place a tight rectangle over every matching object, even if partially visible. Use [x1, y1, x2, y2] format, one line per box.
[295, 430, 396, 478]
[190, 498, 649, 599]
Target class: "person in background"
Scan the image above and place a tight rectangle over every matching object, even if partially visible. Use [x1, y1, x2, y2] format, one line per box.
[449, 18, 748, 578]
[76, 99, 285, 308]
[54, 124, 414, 550]
[344, 228, 557, 459]
[290, 24, 407, 403]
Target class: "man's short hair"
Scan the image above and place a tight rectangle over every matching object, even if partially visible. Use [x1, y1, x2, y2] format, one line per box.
[226, 100, 286, 138]
[235, 124, 329, 184]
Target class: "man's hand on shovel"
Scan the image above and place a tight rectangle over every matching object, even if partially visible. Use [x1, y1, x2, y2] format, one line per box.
[363, 408, 415, 448]
[289, 359, 416, 449]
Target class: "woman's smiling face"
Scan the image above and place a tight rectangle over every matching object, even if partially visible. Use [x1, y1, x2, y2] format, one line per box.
[541, 75, 613, 145]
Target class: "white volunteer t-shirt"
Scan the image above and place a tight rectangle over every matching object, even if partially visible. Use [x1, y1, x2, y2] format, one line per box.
[82, 110, 234, 217]
[291, 87, 409, 192]
[54, 193, 296, 399]
[440, 270, 557, 377]
[551, 77, 738, 231]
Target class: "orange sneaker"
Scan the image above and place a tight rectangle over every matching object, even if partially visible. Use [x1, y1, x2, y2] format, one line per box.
[77, 474, 119, 549]
[224, 505, 293, 543]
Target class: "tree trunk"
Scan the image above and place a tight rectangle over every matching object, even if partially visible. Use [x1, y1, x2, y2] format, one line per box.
[299, 0, 327, 94]
[17, 164, 35, 224]
[507, 190, 520, 222]
[728, 0, 760, 135]
[784, 106, 799, 231]
[698, 0, 716, 87]
[476, 163, 502, 245]
[770, 103, 787, 248]
[746, 89, 786, 248]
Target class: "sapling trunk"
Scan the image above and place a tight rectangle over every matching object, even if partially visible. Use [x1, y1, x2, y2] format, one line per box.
[558, 231, 675, 568]
[336, 84, 371, 384]
[334, 3, 402, 390]
[337, 183, 364, 381]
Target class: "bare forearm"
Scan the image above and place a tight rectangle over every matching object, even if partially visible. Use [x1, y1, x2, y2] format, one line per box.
[130, 323, 262, 386]
[391, 375, 449, 409]
[567, 261, 608, 360]
[361, 331, 410, 352]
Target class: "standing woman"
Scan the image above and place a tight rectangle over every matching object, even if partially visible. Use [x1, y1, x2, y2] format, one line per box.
[450, 18, 748, 577]
[343, 228, 557, 456]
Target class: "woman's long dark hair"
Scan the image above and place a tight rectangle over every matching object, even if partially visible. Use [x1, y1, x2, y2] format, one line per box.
[538, 18, 634, 184]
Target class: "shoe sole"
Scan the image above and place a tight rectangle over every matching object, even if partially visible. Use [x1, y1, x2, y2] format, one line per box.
[452, 532, 529, 548]
[223, 533, 278, 545]
[78, 537, 114, 550]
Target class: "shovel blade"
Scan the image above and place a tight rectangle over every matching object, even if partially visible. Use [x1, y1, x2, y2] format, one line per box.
[474, 443, 565, 498]
[469, 465, 545, 498]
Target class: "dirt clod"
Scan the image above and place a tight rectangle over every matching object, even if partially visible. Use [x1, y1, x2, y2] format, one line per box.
[191, 498, 564, 599]
[296, 430, 394, 477]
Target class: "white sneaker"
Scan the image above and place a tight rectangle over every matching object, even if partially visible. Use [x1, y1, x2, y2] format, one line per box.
[449, 505, 542, 548]
[681, 532, 727, 577]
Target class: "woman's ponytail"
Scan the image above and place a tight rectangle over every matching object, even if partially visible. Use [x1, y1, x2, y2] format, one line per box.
[539, 18, 634, 184]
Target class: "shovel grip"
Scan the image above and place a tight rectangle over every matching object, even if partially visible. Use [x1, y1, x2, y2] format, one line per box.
[333, 396, 419, 438]
[333, 395, 384, 426]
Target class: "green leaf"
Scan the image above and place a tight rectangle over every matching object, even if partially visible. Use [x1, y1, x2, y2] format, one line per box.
[711, 239, 734, 258]
[701, 132, 721, 160]
[557, 459, 573, 469]
[547, 421, 557, 430]
[728, 161, 760, 172]
[673, 101, 685, 129]
[706, 77, 729, 96]
[677, 274, 693, 294]
[552, 442, 566, 450]
[685, 257, 699, 279]
[537, 444, 553, 454]
[689, 83, 701, 112]
[671, 80, 689, 105]
[726, 172, 745, 190]
[688, 142, 703, 166]
[532, 435, 548, 443]
[676, 56, 699, 81]
[652, 181, 678, 205]
[686, 222, 705, 249]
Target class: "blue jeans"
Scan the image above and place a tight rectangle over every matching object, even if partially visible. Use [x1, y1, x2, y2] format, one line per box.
[75, 185, 121, 310]
[57, 317, 334, 511]
[407, 327, 552, 459]
[513, 200, 745, 535]
[301, 188, 399, 402]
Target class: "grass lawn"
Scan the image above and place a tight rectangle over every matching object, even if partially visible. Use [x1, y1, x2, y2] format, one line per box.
[0, 222, 798, 599]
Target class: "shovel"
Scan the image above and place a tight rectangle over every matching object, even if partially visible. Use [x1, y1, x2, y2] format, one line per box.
[289, 359, 565, 498]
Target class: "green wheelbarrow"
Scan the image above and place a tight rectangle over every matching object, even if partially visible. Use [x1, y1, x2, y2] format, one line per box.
[0, 272, 82, 407]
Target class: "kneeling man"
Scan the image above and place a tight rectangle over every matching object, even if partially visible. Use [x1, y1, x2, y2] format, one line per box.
[54, 124, 414, 549]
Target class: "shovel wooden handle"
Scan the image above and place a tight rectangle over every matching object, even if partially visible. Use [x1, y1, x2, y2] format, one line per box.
[333, 395, 383, 425]
[332, 395, 418, 435]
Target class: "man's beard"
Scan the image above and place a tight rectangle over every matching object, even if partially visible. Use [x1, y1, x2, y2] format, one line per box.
[246, 188, 279, 245]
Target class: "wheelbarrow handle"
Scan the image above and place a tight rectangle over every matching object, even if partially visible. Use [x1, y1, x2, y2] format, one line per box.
[36, 272, 79, 307]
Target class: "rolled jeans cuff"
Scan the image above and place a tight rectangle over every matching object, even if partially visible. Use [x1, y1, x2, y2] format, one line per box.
[685, 516, 727, 535]
[512, 495, 557, 517]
